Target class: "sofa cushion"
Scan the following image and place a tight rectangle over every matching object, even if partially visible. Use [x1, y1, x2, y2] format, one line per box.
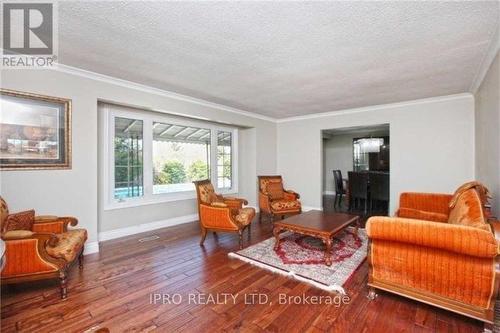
[3, 210, 35, 233]
[46, 229, 87, 262]
[267, 182, 284, 200]
[211, 201, 228, 208]
[448, 189, 490, 231]
[198, 182, 216, 204]
[2, 230, 34, 240]
[397, 207, 448, 223]
[234, 207, 255, 227]
[271, 200, 301, 212]
[260, 178, 282, 193]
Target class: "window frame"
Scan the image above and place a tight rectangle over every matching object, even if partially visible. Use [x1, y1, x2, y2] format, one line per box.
[102, 105, 238, 210]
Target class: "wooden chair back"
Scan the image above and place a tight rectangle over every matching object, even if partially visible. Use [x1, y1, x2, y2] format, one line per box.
[348, 172, 369, 200]
[333, 170, 344, 195]
[370, 173, 390, 201]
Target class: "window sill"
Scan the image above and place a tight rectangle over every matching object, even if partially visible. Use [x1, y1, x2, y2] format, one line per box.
[103, 189, 239, 211]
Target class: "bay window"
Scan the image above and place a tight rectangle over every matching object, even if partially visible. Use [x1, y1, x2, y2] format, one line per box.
[102, 104, 238, 209]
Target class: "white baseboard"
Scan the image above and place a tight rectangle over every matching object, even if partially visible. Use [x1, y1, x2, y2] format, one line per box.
[323, 191, 336, 195]
[98, 213, 198, 242]
[84, 241, 99, 255]
[302, 206, 323, 211]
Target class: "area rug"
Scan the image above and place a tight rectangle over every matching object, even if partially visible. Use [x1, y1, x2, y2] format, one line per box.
[228, 227, 367, 294]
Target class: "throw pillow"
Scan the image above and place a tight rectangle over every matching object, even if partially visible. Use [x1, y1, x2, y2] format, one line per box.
[3, 209, 35, 232]
[448, 189, 490, 231]
[267, 182, 284, 200]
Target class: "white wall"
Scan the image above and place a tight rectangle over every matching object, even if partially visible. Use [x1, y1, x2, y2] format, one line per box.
[0, 68, 277, 248]
[278, 94, 475, 213]
[475, 51, 500, 217]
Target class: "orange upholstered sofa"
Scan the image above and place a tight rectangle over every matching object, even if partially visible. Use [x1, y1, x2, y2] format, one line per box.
[366, 182, 499, 331]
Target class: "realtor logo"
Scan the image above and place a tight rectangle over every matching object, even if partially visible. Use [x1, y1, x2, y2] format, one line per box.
[2, 2, 57, 68]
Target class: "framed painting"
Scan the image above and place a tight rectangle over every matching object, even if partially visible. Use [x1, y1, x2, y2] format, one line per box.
[0, 89, 72, 170]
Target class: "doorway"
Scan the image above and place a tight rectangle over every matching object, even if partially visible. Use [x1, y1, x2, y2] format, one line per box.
[321, 124, 390, 216]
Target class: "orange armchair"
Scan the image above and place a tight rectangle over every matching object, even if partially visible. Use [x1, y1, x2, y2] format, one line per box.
[193, 180, 255, 249]
[258, 175, 301, 223]
[366, 182, 499, 331]
[0, 197, 87, 299]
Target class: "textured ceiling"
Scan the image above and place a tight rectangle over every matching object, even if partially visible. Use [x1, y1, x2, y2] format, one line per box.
[58, 1, 499, 119]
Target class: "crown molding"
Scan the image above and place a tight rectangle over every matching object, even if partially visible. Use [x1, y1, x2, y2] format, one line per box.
[469, 26, 499, 93]
[276, 93, 473, 123]
[52, 64, 475, 124]
[53, 63, 278, 123]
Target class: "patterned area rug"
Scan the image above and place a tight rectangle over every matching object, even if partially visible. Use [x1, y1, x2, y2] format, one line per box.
[228, 227, 367, 293]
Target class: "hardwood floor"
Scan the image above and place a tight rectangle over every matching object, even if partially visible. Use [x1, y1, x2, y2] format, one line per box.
[1, 215, 484, 332]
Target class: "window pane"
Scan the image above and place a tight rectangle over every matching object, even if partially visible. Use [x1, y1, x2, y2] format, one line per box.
[153, 122, 211, 194]
[114, 117, 143, 199]
[217, 130, 232, 189]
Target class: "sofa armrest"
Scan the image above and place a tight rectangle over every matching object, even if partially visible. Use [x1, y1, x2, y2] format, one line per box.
[33, 216, 78, 233]
[366, 216, 498, 258]
[397, 207, 448, 223]
[489, 220, 500, 242]
[284, 190, 300, 200]
[223, 197, 248, 209]
[259, 192, 271, 213]
[1, 231, 65, 276]
[199, 204, 239, 230]
[398, 192, 452, 216]
[3, 230, 58, 245]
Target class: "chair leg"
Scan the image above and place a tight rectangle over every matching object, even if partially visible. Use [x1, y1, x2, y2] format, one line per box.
[483, 322, 493, 333]
[200, 227, 207, 246]
[281, 215, 285, 220]
[338, 195, 342, 208]
[238, 230, 243, 250]
[247, 224, 251, 240]
[367, 287, 377, 300]
[60, 271, 68, 299]
[78, 249, 84, 269]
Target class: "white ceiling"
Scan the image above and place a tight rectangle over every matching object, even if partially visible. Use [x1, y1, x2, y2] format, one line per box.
[59, 1, 499, 119]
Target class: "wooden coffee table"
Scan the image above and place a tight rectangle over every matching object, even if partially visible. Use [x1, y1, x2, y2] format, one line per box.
[273, 210, 360, 266]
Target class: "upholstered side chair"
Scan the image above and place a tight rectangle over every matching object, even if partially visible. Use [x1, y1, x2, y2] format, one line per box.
[193, 180, 255, 249]
[0, 196, 87, 299]
[366, 182, 500, 332]
[258, 175, 301, 223]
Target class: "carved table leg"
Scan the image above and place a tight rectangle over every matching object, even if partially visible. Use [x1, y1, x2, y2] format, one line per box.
[324, 237, 333, 266]
[354, 218, 360, 236]
[273, 226, 282, 250]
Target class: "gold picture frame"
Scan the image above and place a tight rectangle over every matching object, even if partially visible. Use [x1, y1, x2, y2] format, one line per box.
[0, 89, 72, 170]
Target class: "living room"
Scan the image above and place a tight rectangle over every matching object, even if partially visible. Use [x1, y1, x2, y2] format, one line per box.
[0, 1, 499, 332]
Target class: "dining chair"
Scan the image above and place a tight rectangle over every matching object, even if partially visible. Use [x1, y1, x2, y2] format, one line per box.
[332, 170, 347, 208]
[348, 171, 369, 214]
[369, 173, 390, 213]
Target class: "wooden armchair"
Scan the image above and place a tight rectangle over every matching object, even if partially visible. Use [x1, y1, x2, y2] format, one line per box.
[366, 182, 499, 331]
[258, 175, 301, 223]
[193, 180, 255, 249]
[0, 196, 87, 299]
